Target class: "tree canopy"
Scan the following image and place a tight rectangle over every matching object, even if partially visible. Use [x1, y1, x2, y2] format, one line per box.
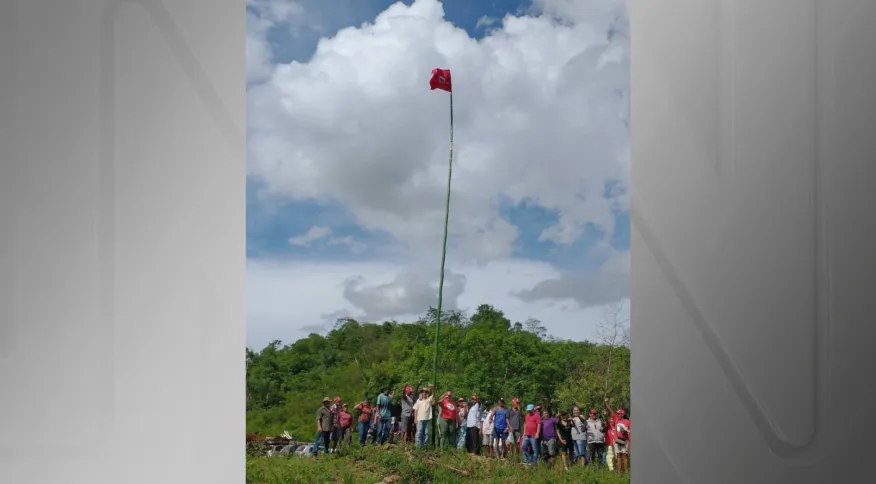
[246, 304, 630, 440]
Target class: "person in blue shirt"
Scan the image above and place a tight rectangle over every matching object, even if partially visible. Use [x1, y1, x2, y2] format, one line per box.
[489, 397, 510, 458]
[374, 387, 394, 445]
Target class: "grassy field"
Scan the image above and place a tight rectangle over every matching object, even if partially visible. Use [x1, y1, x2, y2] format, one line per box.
[246, 444, 631, 484]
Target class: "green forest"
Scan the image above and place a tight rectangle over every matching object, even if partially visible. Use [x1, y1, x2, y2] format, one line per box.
[246, 304, 630, 441]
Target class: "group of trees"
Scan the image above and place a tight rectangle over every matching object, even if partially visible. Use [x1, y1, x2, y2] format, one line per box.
[246, 304, 630, 440]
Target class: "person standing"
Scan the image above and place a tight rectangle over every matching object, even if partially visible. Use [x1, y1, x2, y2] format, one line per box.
[436, 391, 458, 449]
[353, 397, 373, 446]
[329, 396, 342, 452]
[490, 398, 509, 458]
[602, 395, 617, 470]
[311, 397, 334, 457]
[465, 394, 482, 455]
[412, 385, 435, 448]
[456, 397, 468, 449]
[399, 380, 421, 446]
[506, 397, 523, 459]
[612, 408, 631, 474]
[585, 408, 607, 466]
[556, 412, 574, 471]
[375, 388, 393, 445]
[540, 409, 559, 467]
[481, 401, 494, 458]
[522, 403, 541, 467]
[338, 403, 353, 449]
[569, 407, 588, 465]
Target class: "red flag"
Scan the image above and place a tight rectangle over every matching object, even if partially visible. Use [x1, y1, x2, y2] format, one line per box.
[429, 68, 452, 92]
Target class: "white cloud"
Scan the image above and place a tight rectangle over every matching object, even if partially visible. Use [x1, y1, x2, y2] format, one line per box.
[287, 226, 367, 254]
[288, 225, 333, 246]
[247, 258, 629, 349]
[246, 10, 274, 84]
[326, 235, 367, 254]
[247, 0, 629, 264]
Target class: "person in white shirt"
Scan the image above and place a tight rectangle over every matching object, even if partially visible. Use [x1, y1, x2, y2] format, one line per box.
[412, 385, 435, 448]
[481, 401, 494, 458]
[464, 394, 482, 455]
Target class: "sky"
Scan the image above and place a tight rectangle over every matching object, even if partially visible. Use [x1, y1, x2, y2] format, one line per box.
[246, 0, 630, 350]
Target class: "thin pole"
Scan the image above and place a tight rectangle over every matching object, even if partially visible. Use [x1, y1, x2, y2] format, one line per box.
[431, 90, 454, 447]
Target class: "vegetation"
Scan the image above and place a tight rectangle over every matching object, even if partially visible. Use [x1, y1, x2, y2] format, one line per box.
[246, 444, 631, 484]
[246, 303, 630, 441]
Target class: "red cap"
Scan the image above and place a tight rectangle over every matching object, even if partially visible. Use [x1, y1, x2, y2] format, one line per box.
[512, 397, 520, 405]
[616, 408, 625, 416]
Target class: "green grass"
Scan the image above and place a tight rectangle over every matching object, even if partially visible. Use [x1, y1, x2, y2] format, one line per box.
[246, 444, 631, 484]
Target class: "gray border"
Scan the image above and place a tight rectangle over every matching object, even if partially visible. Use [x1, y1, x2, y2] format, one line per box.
[631, 0, 876, 482]
[1, 0, 243, 481]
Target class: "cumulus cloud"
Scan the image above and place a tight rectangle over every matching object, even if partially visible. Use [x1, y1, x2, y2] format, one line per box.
[247, 0, 629, 264]
[247, 258, 628, 349]
[246, 9, 274, 84]
[288, 225, 333, 246]
[513, 250, 629, 307]
[287, 226, 368, 253]
[343, 269, 467, 322]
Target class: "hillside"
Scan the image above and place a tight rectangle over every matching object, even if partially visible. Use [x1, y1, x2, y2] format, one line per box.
[246, 304, 630, 440]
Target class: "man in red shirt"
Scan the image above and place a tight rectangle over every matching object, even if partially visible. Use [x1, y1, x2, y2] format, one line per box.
[603, 395, 630, 474]
[436, 391, 458, 449]
[522, 403, 541, 466]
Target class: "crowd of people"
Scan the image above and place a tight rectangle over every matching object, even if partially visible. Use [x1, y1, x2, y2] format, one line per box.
[310, 380, 631, 475]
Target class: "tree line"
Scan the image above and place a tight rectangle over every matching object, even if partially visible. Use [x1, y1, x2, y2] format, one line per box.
[246, 303, 630, 441]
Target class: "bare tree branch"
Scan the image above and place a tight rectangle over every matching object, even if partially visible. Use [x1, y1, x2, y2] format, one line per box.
[598, 301, 630, 393]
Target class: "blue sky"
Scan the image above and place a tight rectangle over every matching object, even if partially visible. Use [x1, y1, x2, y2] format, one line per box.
[246, 0, 630, 349]
[250, 0, 533, 65]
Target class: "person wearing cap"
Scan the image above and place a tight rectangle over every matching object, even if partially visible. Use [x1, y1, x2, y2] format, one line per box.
[311, 397, 334, 457]
[489, 397, 509, 458]
[602, 395, 626, 472]
[455, 397, 468, 449]
[412, 384, 435, 448]
[506, 397, 523, 459]
[399, 380, 422, 446]
[585, 407, 607, 467]
[610, 405, 631, 474]
[521, 403, 541, 466]
[436, 390, 459, 449]
[464, 394, 482, 455]
[353, 397, 373, 446]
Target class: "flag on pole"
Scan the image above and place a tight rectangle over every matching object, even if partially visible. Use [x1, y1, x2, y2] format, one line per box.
[429, 68, 452, 92]
[428, 66, 454, 447]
